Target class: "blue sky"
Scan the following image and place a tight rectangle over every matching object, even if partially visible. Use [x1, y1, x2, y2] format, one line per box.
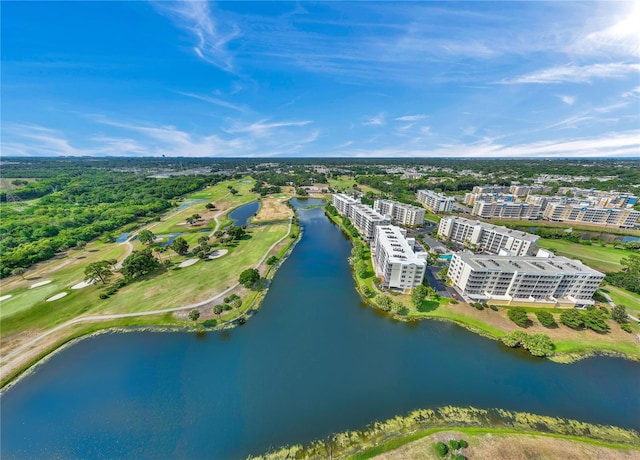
[2, 1, 639, 158]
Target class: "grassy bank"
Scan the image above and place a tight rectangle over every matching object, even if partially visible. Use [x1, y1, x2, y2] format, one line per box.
[489, 219, 640, 238]
[249, 406, 640, 459]
[324, 206, 640, 363]
[537, 238, 636, 273]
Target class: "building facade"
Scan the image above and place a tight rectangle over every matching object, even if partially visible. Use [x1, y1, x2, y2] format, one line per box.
[542, 203, 640, 229]
[332, 193, 360, 216]
[448, 251, 604, 307]
[471, 200, 542, 219]
[373, 199, 426, 227]
[437, 216, 539, 256]
[416, 189, 455, 213]
[372, 225, 427, 291]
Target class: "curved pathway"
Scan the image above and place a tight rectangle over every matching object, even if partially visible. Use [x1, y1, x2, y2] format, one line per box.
[2, 212, 294, 364]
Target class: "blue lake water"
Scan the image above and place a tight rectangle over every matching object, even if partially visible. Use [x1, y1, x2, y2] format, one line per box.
[229, 201, 260, 227]
[1, 198, 639, 459]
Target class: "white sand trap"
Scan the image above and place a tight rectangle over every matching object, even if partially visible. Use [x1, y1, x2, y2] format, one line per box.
[30, 279, 52, 289]
[71, 280, 95, 290]
[46, 292, 68, 302]
[0, 294, 12, 302]
[208, 249, 229, 260]
[179, 258, 199, 268]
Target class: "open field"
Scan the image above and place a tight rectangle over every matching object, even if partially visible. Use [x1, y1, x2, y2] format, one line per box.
[369, 429, 640, 460]
[486, 219, 640, 238]
[328, 175, 382, 194]
[0, 178, 37, 191]
[253, 196, 291, 222]
[602, 284, 640, 312]
[537, 239, 636, 273]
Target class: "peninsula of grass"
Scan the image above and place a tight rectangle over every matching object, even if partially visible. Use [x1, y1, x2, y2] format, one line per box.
[324, 205, 640, 363]
[249, 406, 640, 460]
[1, 180, 298, 389]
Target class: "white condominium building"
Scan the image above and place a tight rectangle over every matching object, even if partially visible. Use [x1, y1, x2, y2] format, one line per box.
[543, 203, 640, 229]
[472, 185, 510, 194]
[448, 251, 604, 307]
[509, 184, 552, 196]
[372, 225, 427, 291]
[349, 204, 390, 242]
[416, 189, 455, 213]
[332, 193, 360, 216]
[373, 199, 426, 227]
[438, 216, 539, 256]
[463, 193, 517, 206]
[472, 200, 542, 219]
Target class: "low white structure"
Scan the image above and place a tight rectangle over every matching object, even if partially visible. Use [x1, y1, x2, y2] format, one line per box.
[372, 225, 427, 291]
[416, 190, 455, 213]
[448, 251, 604, 307]
[437, 216, 539, 256]
[471, 200, 542, 219]
[374, 199, 426, 227]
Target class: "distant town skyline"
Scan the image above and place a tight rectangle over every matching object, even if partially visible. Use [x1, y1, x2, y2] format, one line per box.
[2, 1, 639, 158]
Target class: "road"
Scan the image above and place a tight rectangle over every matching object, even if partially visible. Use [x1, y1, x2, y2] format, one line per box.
[423, 265, 453, 298]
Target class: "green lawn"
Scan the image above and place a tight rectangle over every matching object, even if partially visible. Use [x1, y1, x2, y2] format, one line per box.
[537, 239, 635, 273]
[601, 284, 640, 311]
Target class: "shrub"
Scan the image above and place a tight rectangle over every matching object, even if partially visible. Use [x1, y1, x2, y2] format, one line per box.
[560, 309, 584, 329]
[223, 304, 233, 311]
[508, 309, 530, 328]
[472, 302, 484, 310]
[453, 455, 467, 460]
[435, 442, 448, 457]
[621, 323, 632, 333]
[188, 309, 200, 321]
[582, 307, 609, 333]
[611, 304, 629, 324]
[224, 297, 231, 303]
[449, 439, 460, 450]
[489, 304, 498, 311]
[377, 295, 393, 312]
[202, 319, 217, 327]
[99, 293, 109, 299]
[535, 311, 557, 328]
[523, 333, 554, 357]
[502, 330, 527, 348]
[106, 287, 118, 295]
[459, 439, 468, 448]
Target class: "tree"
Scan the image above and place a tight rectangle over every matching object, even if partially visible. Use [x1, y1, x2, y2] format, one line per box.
[84, 260, 113, 284]
[137, 230, 156, 245]
[507, 309, 531, 328]
[376, 295, 393, 311]
[560, 309, 584, 329]
[205, 202, 216, 210]
[524, 333, 554, 357]
[11, 267, 27, 279]
[435, 442, 448, 457]
[582, 307, 609, 333]
[239, 268, 260, 288]
[171, 237, 189, 256]
[227, 225, 246, 241]
[296, 187, 309, 196]
[355, 260, 368, 278]
[120, 249, 160, 280]
[188, 309, 200, 321]
[611, 304, 629, 324]
[76, 240, 87, 249]
[411, 284, 428, 309]
[502, 330, 528, 347]
[198, 236, 209, 246]
[266, 256, 278, 265]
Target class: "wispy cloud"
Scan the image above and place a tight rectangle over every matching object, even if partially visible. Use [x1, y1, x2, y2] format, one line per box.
[395, 114, 428, 122]
[570, 5, 640, 57]
[224, 119, 312, 137]
[558, 95, 576, 105]
[362, 113, 386, 126]
[175, 91, 249, 112]
[500, 63, 640, 84]
[152, 1, 240, 71]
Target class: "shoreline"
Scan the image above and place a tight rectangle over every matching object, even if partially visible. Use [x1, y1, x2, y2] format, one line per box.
[323, 205, 640, 365]
[0, 203, 302, 391]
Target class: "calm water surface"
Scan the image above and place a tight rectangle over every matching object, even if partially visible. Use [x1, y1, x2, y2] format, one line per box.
[1, 198, 639, 459]
[229, 201, 260, 227]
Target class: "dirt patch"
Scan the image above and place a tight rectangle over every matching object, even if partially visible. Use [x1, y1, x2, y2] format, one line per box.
[374, 430, 640, 460]
[254, 197, 291, 222]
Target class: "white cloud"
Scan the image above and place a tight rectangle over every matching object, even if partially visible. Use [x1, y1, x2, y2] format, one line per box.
[224, 119, 312, 137]
[558, 95, 576, 105]
[175, 91, 249, 112]
[362, 113, 386, 126]
[152, 1, 240, 71]
[571, 4, 640, 57]
[395, 114, 428, 121]
[500, 63, 640, 84]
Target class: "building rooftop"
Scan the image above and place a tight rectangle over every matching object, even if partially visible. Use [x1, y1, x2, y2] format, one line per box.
[455, 251, 603, 277]
[377, 225, 426, 266]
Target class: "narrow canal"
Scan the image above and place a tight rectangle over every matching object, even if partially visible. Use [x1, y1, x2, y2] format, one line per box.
[1, 198, 638, 459]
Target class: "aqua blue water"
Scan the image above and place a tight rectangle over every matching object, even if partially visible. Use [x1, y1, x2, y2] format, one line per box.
[229, 201, 260, 227]
[1, 198, 638, 459]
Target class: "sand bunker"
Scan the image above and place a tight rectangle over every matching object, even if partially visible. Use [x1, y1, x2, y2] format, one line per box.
[0, 294, 13, 302]
[179, 258, 199, 268]
[208, 249, 229, 260]
[46, 292, 68, 302]
[71, 280, 95, 290]
[30, 280, 52, 289]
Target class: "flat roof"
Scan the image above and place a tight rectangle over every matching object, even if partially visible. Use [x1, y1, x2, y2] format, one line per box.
[376, 225, 426, 266]
[442, 216, 539, 242]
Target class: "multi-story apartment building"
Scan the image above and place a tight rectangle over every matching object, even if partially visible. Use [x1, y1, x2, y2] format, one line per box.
[471, 200, 542, 219]
[542, 203, 640, 229]
[437, 216, 539, 256]
[448, 251, 604, 307]
[372, 225, 427, 291]
[416, 190, 455, 213]
[463, 193, 517, 206]
[332, 193, 360, 216]
[472, 185, 510, 194]
[349, 204, 390, 242]
[373, 199, 426, 227]
[509, 184, 552, 196]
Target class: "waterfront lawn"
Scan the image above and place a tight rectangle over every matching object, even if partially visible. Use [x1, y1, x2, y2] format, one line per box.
[537, 239, 636, 273]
